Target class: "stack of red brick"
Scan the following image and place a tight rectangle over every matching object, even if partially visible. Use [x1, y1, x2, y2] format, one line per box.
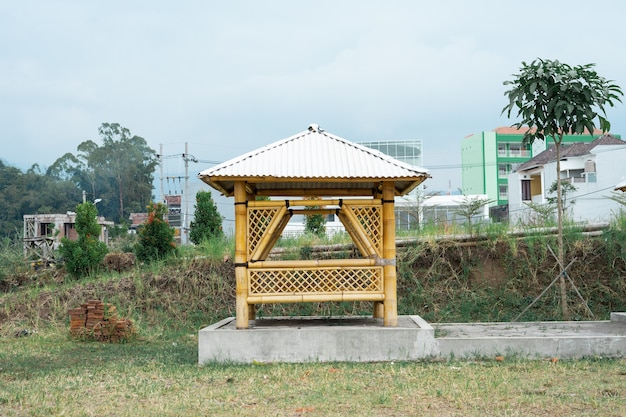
[69, 300, 134, 342]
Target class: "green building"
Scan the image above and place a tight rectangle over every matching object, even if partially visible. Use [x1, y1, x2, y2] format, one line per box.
[461, 127, 606, 207]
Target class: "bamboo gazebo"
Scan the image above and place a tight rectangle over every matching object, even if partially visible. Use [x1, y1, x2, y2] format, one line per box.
[198, 124, 430, 329]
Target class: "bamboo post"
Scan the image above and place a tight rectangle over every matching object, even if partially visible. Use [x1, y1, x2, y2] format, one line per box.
[234, 181, 250, 329]
[373, 302, 384, 318]
[382, 182, 397, 326]
[372, 189, 384, 319]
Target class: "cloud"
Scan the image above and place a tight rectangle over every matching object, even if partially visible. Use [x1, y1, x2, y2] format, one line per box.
[1, 0, 625, 198]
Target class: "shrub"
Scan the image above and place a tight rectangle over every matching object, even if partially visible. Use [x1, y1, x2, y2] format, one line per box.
[189, 190, 223, 244]
[134, 202, 177, 262]
[304, 197, 325, 237]
[59, 202, 108, 277]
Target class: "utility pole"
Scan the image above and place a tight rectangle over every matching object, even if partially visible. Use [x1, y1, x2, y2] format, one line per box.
[157, 143, 198, 245]
[182, 143, 198, 245]
[159, 144, 164, 203]
[184, 142, 189, 245]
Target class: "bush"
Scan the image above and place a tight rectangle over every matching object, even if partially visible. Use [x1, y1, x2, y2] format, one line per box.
[134, 202, 177, 262]
[0, 235, 26, 288]
[189, 190, 223, 244]
[59, 202, 108, 277]
[304, 198, 325, 237]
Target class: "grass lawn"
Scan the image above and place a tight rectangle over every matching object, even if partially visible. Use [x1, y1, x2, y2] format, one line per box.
[1, 329, 625, 416]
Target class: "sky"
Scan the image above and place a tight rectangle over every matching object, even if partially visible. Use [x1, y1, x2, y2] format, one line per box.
[2, 1, 626, 229]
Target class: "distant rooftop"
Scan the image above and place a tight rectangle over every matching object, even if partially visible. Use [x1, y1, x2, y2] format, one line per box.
[516, 134, 626, 171]
[493, 126, 605, 135]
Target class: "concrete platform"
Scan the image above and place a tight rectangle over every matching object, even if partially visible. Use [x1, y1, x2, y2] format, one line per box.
[198, 313, 626, 364]
[199, 315, 437, 364]
[435, 312, 626, 359]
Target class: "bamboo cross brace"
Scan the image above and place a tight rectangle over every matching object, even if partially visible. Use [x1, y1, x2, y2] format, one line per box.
[249, 205, 287, 262]
[340, 205, 381, 259]
[513, 257, 577, 322]
[546, 245, 594, 319]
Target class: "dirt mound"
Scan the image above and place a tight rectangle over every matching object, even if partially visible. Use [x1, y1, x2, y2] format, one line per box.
[103, 252, 136, 273]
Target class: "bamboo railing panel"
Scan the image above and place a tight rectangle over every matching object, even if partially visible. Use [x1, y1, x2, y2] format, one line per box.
[247, 266, 383, 304]
[336, 211, 370, 258]
[247, 206, 282, 258]
[350, 204, 383, 253]
[249, 206, 287, 261]
[255, 210, 292, 261]
[340, 205, 382, 258]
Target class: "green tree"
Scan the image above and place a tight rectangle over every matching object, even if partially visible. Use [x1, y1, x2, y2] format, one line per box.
[546, 180, 577, 218]
[134, 202, 177, 262]
[302, 197, 326, 237]
[189, 190, 223, 244]
[0, 161, 82, 237]
[521, 201, 557, 227]
[48, 123, 158, 223]
[453, 195, 495, 235]
[502, 58, 623, 319]
[58, 202, 108, 277]
[305, 211, 326, 237]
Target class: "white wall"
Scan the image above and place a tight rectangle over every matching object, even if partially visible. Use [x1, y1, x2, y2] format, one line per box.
[571, 146, 626, 223]
[509, 146, 626, 224]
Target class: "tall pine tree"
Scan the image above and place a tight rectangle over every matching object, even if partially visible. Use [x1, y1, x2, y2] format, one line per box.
[189, 190, 223, 244]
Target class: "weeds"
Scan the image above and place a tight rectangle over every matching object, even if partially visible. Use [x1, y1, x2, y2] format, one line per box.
[2, 212, 626, 335]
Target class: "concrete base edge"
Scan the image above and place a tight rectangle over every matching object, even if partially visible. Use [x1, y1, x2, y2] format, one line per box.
[199, 315, 436, 364]
[198, 313, 626, 364]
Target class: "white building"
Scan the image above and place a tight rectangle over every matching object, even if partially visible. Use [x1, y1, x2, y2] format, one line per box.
[508, 134, 626, 224]
[281, 211, 346, 238]
[419, 194, 491, 227]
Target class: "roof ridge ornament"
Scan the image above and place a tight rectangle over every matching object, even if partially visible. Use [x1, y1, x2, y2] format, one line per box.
[308, 123, 322, 133]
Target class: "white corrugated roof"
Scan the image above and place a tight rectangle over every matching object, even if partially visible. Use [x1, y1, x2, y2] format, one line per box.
[421, 194, 490, 207]
[198, 124, 430, 197]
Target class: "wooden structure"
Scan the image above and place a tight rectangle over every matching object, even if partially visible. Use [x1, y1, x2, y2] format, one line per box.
[23, 213, 113, 262]
[198, 124, 429, 328]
